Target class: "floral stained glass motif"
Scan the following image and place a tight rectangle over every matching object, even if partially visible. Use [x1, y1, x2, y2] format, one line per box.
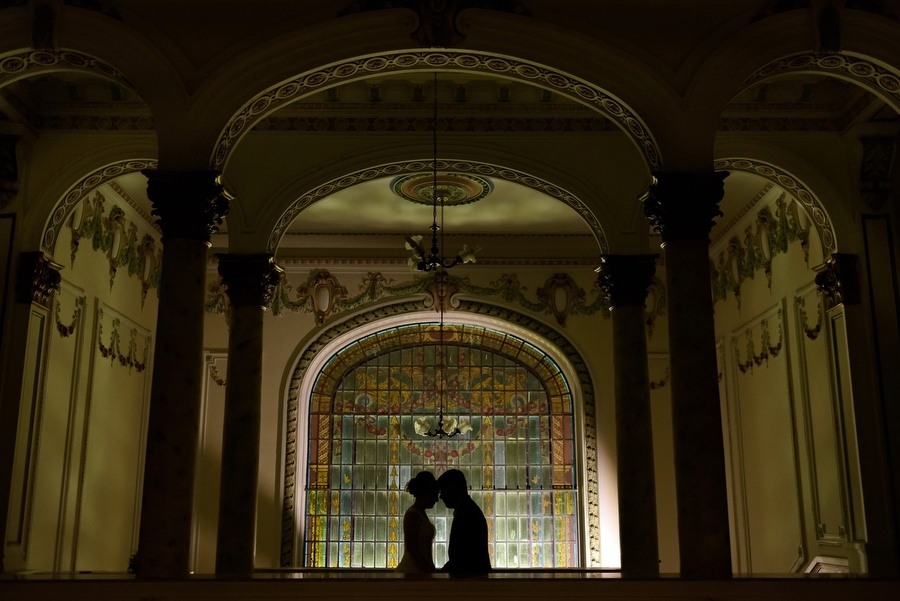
[304, 324, 578, 569]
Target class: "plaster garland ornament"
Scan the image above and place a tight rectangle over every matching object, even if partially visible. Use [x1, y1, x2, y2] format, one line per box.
[714, 158, 836, 256]
[710, 192, 813, 307]
[66, 190, 163, 307]
[734, 309, 784, 375]
[795, 295, 824, 341]
[55, 295, 85, 338]
[42, 159, 158, 255]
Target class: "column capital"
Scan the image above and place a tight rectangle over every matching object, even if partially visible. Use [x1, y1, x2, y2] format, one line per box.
[143, 170, 229, 243]
[814, 252, 860, 309]
[596, 254, 659, 308]
[216, 253, 283, 309]
[642, 171, 728, 244]
[17, 251, 62, 309]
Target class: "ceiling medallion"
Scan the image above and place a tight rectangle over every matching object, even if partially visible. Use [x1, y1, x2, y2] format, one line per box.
[390, 172, 493, 207]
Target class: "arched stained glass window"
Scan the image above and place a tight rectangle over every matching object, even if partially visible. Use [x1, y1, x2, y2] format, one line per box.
[303, 323, 579, 569]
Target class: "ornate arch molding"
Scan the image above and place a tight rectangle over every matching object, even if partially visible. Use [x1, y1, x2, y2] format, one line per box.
[280, 299, 601, 567]
[41, 159, 158, 254]
[0, 49, 134, 90]
[743, 53, 900, 113]
[213, 50, 661, 172]
[268, 158, 609, 254]
[714, 158, 837, 254]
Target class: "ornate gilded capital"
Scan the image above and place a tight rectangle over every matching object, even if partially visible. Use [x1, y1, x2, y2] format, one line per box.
[814, 253, 860, 309]
[642, 171, 728, 244]
[17, 251, 63, 309]
[217, 254, 283, 309]
[595, 254, 659, 308]
[143, 170, 229, 243]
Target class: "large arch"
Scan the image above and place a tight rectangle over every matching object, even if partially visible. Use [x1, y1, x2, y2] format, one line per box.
[211, 50, 662, 174]
[279, 300, 601, 568]
[266, 158, 610, 255]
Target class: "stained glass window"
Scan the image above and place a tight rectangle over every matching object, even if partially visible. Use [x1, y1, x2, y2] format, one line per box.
[304, 324, 579, 569]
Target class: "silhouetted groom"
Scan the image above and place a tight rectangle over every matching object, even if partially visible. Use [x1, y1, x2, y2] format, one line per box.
[437, 469, 492, 575]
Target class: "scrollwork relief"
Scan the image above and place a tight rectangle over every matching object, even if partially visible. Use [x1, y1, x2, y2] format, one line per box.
[208, 269, 635, 329]
[67, 190, 162, 306]
[711, 193, 811, 307]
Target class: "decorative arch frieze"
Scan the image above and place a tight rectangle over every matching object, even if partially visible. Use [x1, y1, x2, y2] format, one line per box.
[714, 158, 837, 255]
[212, 50, 661, 172]
[743, 53, 900, 113]
[0, 49, 133, 89]
[41, 159, 158, 255]
[267, 159, 610, 253]
[280, 300, 600, 568]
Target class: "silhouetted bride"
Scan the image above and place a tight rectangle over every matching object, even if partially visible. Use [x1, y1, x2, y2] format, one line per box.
[396, 471, 439, 574]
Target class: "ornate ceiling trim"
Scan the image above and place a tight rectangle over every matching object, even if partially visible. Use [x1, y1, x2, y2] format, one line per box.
[714, 158, 837, 254]
[41, 159, 158, 255]
[212, 50, 661, 171]
[268, 159, 609, 254]
[0, 49, 134, 90]
[744, 53, 900, 113]
[279, 299, 600, 567]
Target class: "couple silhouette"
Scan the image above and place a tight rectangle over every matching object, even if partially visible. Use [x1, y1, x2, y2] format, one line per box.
[397, 469, 492, 576]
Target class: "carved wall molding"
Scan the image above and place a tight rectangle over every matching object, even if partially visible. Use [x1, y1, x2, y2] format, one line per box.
[66, 190, 162, 306]
[711, 192, 813, 307]
[96, 306, 149, 373]
[715, 158, 836, 257]
[795, 294, 824, 341]
[209, 269, 613, 327]
[733, 307, 785, 375]
[253, 115, 616, 133]
[41, 159, 158, 255]
[744, 53, 900, 114]
[0, 49, 133, 90]
[214, 50, 660, 172]
[279, 299, 600, 567]
[268, 159, 608, 254]
[55, 295, 85, 338]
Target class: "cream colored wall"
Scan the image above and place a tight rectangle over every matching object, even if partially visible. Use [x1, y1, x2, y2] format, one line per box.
[6, 183, 159, 573]
[196, 262, 675, 571]
[712, 192, 865, 573]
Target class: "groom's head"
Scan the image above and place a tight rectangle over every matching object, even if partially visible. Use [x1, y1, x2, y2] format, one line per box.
[437, 469, 468, 509]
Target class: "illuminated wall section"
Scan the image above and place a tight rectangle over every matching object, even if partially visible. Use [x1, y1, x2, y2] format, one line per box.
[303, 323, 578, 569]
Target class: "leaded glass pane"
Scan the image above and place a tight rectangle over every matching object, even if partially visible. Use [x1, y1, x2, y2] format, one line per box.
[303, 324, 579, 568]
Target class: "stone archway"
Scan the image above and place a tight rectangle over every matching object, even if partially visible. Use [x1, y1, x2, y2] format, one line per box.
[213, 50, 662, 173]
[280, 300, 601, 568]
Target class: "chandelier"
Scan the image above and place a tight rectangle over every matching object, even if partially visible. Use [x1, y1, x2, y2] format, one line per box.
[408, 73, 475, 439]
[404, 73, 481, 272]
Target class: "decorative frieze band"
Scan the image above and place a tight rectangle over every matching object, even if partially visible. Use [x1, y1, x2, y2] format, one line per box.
[213, 50, 660, 172]
[711, 192, 812, 307]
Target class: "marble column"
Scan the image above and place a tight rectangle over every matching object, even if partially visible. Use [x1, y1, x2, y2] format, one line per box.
[597, 254, 660, 577]
[0, 252, 61, 572]
[136, 170, 228, 579]
[214, 253, 282, 575]
[815, 254, 900, 576]
[642, 171, 732, 578]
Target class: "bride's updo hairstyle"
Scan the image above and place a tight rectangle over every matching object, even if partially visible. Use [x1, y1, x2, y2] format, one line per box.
[405, 471, 438, 497]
